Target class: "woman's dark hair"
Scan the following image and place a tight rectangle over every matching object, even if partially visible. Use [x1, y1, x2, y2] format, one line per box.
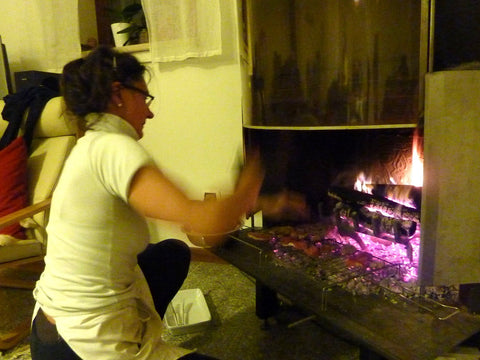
[61, 46, 146, 124]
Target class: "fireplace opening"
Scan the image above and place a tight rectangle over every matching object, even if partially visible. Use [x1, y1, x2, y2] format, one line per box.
[244, 126, 421, 223]
[243, 126, 463, 312]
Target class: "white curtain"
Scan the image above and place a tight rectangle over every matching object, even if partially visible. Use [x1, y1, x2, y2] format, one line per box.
[0, 0, 80, 73]
[141, 0, 222, 62]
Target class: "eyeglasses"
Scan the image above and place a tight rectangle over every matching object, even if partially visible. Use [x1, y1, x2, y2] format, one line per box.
[122, 83, 155, 106]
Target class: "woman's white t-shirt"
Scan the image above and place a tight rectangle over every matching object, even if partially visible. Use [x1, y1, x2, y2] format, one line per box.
[33, 113, 192, 360]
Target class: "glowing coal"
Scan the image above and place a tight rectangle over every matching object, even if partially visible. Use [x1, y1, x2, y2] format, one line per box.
[327, 226, 420, 282]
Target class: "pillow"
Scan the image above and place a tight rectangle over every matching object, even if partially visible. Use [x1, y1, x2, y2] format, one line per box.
[0, 136, 28, 239]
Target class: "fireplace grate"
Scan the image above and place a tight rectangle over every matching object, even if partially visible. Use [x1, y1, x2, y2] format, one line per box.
[232, 225, 460, 321]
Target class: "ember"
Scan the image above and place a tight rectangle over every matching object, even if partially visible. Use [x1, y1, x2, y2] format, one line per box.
[326, 226, 420, 283]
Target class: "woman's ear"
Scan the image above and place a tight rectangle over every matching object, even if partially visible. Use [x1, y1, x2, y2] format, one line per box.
[106, 81, 125, 114]
[111, 81, 123, 107]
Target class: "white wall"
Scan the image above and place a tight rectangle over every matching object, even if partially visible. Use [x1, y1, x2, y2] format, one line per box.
[78, 0, 98, 45]
[0, 1, 80, 77]
[1, 0, 244, 245]
[141, 1, 244, 244]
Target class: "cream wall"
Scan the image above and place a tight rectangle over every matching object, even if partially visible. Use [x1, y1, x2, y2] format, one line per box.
[1, 0, 245, 245]
[141, 0, 244, 243]
[0, 1, 80, 77]
[140, 0, 244, 244]
[78, 0, 98, 45]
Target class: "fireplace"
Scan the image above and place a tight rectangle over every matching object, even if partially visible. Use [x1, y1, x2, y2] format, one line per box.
[234, 0, 480, 293]
[242, 124, 429, 287]
[210, 1, 480, 358]
[211, 72, 480, 359]
[212, 118, 480, 358]
[239, 69, 480, 297]
[243, 125, 422, 255]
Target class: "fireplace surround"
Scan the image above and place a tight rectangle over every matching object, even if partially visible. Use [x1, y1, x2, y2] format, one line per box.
[210, 0, 480, 358]
[236, 0, 480, 295]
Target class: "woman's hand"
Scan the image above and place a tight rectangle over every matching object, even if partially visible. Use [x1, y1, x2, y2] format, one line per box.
[128, 153, 264, 247]
[234, 150, 265, 217]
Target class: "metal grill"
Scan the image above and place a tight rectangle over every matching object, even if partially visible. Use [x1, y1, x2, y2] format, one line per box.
[232, 226, 460, 321]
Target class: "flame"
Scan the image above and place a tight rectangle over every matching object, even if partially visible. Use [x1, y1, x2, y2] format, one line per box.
[354, 130, 423, 190]
[410, 130, 423, 187]
[354, 172, 373, 193]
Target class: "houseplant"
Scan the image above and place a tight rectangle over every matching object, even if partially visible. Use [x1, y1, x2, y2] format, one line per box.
[109, 2, 147, 47]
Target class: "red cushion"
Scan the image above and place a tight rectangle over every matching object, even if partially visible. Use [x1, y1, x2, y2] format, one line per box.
[0, 137, 28, 239]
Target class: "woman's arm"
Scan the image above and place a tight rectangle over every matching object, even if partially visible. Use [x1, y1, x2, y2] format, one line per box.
[128, 156, 264, 246]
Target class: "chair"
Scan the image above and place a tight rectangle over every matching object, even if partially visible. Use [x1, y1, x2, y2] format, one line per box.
[0, 96, 76, 350]
[0, 96, 76, 288]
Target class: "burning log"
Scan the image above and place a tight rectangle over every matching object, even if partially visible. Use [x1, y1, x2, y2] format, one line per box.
[336, 219, 367, 250]
[329, 186, 418, 262]
[357, 206, 416, 241]
[370, 184, 421, 210]
[328, 186, 420, 222]
[334, 202, 417, 242]
[333, 202, 415, 262]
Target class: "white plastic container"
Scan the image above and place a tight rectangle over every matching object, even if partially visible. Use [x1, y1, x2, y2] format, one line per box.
[164, 289, 211, 335]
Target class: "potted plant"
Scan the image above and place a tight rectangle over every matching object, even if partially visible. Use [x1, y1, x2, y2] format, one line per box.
[108, 2, 147, 47]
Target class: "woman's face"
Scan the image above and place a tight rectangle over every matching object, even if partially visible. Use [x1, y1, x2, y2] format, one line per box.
[120, 79, 154, 138]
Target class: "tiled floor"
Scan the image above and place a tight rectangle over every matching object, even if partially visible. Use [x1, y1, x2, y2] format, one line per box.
[0, 251, 360, 360]
[162, 254, 360, 360]
[3, 251, 480, 360]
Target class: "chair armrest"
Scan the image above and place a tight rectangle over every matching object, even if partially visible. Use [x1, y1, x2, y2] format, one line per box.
[0, 198, 51, 231]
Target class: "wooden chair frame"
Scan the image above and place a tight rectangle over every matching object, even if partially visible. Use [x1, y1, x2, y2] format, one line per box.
[0, 199, 51, 350]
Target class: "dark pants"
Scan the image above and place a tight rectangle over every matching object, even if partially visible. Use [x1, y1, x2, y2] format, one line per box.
[137, 239, 191, 317]
[30, 239, 218, 360]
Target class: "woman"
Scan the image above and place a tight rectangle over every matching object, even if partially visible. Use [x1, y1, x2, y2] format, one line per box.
[30, 46, 263, 360]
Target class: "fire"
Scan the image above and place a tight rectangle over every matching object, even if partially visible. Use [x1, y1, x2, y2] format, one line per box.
[409, 130, 423, 187]
[354, 172, 372, 193]
[355, 129, 424, 190]
[348, 130, 424, 282]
